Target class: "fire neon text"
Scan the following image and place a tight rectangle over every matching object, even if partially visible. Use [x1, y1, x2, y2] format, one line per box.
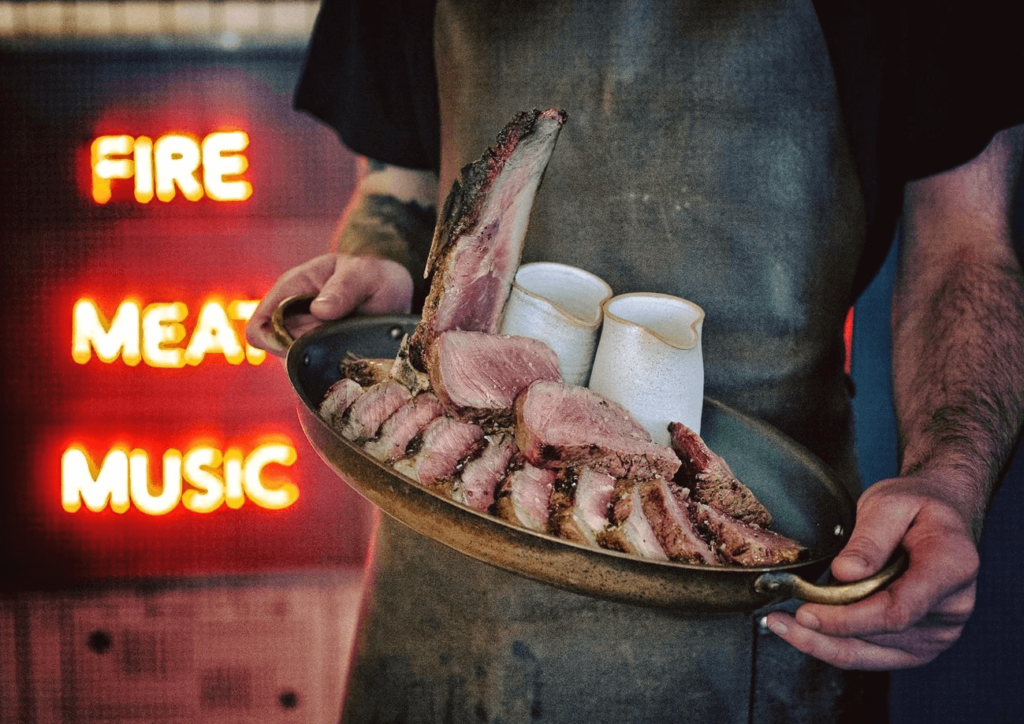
[72, 298, 266, 367]
[90, 131, 252, 204]
[61, 443, 299, 515]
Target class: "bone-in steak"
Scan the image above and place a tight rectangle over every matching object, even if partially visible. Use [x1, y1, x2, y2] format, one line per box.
[409, 109, 566, 369]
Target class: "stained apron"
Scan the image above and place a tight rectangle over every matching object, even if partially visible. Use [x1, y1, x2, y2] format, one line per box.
[342, 0, 887, 721]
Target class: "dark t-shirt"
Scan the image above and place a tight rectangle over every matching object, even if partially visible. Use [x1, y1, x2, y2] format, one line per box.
[295, 0, 1024, 298]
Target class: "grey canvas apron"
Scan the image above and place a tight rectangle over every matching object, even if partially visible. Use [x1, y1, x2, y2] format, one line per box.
[342, 1, 886, 721]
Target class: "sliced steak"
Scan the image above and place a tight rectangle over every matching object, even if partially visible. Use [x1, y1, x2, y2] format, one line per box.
[598, 481, 669, 561]
[450, 433, 517, 512]
[392, 416, 485, 487]
[494, 460, 557, 533]
[515, 380, 681, 480]
[694, 503, 805, 566]
[637, 479, 721, 565]
[549, 467, 617, 547]
[318, 377, 363, 431]
[668, 421, 772, 527]
[363, 393, 445, 463]
[409, 108, 567, 369]
[340, 380, 413, 444]
[428, 330, 561, 428]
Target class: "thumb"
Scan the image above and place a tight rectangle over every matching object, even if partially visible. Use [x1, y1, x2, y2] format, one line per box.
[308, 256, 378, 320]
[832, 488, 914, 582]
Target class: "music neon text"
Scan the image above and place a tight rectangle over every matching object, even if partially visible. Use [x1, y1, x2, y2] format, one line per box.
[72, 298, 266, 367]
[90, 131, 252, 204]
[62, 443, 299, 515]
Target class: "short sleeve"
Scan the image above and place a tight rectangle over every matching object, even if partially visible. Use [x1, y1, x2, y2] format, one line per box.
[294, 0, 441, 172]
[893, 0, 1024, 181]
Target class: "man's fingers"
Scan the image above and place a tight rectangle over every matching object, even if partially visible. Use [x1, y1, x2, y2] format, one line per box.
[763, 612, 937, 671]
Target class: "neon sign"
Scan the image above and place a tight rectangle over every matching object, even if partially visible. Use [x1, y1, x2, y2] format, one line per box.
[62, 442, 299, 515]
[90, 131, 252, 204]
[72, 298, 266, 367]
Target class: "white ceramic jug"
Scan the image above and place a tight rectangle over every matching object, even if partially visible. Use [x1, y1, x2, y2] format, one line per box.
[587, 293, 705, 444]
[498, 262, 613, 386]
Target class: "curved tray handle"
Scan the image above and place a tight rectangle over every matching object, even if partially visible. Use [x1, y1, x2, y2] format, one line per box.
[271, 293, 318, 350]
[754, 548, 908, 605]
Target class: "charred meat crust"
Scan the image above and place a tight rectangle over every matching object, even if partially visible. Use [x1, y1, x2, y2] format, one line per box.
[409, 109, 567, 371]
[425, 109, 568, 276]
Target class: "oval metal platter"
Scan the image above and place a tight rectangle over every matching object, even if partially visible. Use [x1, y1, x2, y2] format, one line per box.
[287, 314, 859, 613]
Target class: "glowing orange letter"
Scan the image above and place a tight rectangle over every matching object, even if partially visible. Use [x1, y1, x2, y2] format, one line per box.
[202, 131, 252, 202]
[91, 135, 134, 204]
[72, 299, 142, 366]
[155, 135, 203, 202]
[244, 444, 299, 510]
[228, 300, 267, 365]
[61, 446, 131, 513]
[141, 302, 188, 368]
[133, 136, 154, 203]
[184, 301, 245, 365]
[181, 446, 226, 514]
[128, 449, 182, 516]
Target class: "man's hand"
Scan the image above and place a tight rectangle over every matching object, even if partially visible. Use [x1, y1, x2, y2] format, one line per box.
[764, 474, 979, 670]
[767, 125, 1024, 671]
[246, 253, 414, 356]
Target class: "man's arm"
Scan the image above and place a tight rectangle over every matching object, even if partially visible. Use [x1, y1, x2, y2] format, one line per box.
[247, 158, 438, 355]
[765, 124, 1024, 670]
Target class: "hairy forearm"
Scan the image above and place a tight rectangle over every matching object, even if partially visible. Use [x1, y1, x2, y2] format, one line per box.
[333, 158, 439, 293]
[892, 130, 1024, 538]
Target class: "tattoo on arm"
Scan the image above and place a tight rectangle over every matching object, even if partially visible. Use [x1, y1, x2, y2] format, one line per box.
[335, 193, 437, 308]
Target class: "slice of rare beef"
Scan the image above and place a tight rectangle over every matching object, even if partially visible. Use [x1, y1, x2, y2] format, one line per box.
[637, 478, 721, 565]
[318, 377, 363, 431]
[549, 467, 617, 548]
[409, 109, 567, 369]
[494, 460, 557, 533]
[668, 421, 772, 528]
[450, 433, 517, 512]
[693, 503, 805, 566]
[428, 330, 561, 428]
[392, 416, 485, 487]
[515, 380, 681, 480]
[597, 481, 669, 561]
[363, 393, 445, 462]
[340, 380, 413, 444]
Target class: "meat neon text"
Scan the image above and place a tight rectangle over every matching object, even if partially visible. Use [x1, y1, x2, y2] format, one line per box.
[72, 298, 266, 367]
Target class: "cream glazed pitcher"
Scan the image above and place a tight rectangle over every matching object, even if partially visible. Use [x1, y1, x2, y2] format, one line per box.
[498, 262, 614, 387]
[587, 293, 705, 445]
